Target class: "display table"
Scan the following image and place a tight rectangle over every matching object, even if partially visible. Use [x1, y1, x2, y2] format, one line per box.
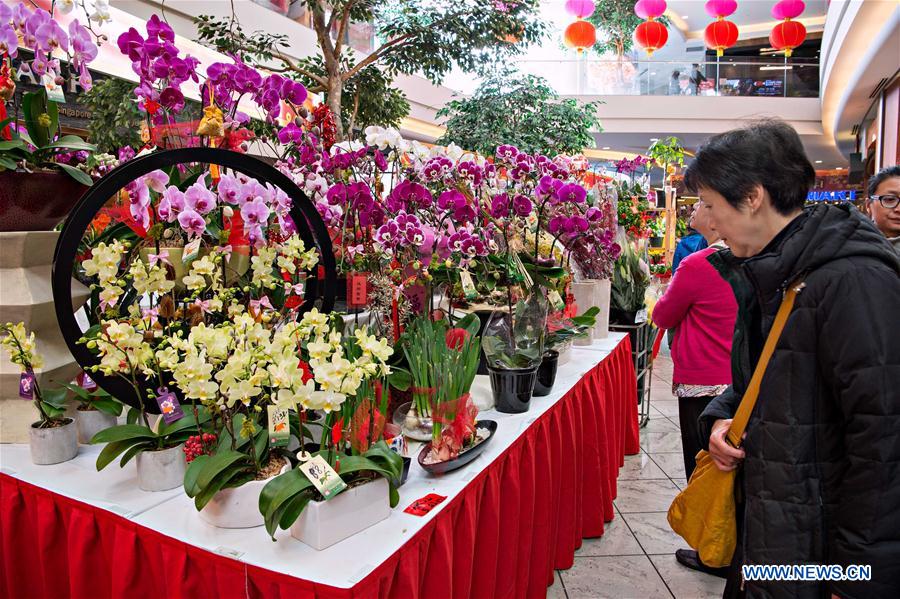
[0, 333, 638, 599]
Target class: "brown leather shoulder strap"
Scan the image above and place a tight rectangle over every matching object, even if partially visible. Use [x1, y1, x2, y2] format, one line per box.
[727, 277, 806, 447]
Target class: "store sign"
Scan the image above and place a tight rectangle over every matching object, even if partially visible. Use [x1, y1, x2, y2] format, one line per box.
[9, 52, 103, 131]
[807, 190, 857, 202]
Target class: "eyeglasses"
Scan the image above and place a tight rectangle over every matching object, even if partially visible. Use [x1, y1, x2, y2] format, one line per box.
[871, 194, 900, 209]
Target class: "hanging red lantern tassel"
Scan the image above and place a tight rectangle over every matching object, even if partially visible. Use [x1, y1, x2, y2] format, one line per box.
[769, 19, 806, 57]
[634, 20, 668, 57]
[705, 18, 739, 57]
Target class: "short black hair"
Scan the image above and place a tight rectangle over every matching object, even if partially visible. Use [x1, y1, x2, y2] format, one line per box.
[868, 165, 900, 197]
[683, 120, 815, 215]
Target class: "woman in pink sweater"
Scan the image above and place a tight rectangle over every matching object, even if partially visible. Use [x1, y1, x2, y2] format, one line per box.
[652, 200, 737, 577]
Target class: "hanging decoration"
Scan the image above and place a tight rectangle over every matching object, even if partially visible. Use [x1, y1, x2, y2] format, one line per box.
[633, 0, 668, 57]
[564, 0, 596, 18]
[769, 0, 806, 57]
[562, 0, 597, 53]
[564, 20, 597, 52]
[703, 0, 739, 57]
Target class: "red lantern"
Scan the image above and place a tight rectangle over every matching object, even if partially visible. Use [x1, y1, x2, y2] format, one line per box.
[704, 19, 738, 56]
[634, 20, 668, 56]
[564, 20, 597, 52]
[769, 19, 806, 57]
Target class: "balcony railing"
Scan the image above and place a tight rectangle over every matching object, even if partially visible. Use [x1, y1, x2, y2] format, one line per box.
[515, 57, 820, 98]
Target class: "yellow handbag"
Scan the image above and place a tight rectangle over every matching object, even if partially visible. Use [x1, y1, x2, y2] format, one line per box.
[667, 278, 806, 568]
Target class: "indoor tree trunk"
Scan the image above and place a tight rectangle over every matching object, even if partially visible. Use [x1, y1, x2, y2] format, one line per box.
[326, 74, 345, 141]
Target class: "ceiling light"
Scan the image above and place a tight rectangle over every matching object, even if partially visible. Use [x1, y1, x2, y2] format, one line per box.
[602, 146, 610, 150]
[681, 15, 689, 19]
[815, 160, 823, 164]
[650, 138, 659, 142]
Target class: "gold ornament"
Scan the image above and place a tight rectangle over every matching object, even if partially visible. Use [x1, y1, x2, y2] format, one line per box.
[197, 105, 224, 138]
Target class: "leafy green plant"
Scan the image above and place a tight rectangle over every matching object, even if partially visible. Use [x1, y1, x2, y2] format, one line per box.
[437, 69, 601, 156]
[61, 381, 123, 417]
[0, 89, 96, 184]
[611, 243, 650, 313]
[78, 78, 143, 153]
[647, 136, 685, 186]
[90, 407, 211, 471]
[587, 1, 669, 58]
[545, 306, 599, 351]
[481, 293, 548, 369]
[258, 440, 403, 539]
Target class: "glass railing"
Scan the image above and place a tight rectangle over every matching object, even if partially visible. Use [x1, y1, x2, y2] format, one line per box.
[514, 57, 820, 98]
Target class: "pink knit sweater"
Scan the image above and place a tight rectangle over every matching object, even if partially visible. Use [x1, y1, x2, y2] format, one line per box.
[652, 247, 737, 385]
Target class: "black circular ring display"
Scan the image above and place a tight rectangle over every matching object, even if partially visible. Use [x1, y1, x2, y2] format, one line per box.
[52, 148, 337, 412]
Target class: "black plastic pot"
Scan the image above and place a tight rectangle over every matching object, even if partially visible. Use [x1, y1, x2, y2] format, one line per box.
[533, 350, 559, 397]
[610, 308, 638, 325]
[649, 236, 664, 248]
[487, 365, 537, 413]
[474, 310, 496, 375]
[391, 456, 412, 487]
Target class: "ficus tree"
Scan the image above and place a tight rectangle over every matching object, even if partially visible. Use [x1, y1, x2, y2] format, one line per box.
[196, 0, 546, 140]
[587, 0, 668, 59]
[436, 68, 601, 156]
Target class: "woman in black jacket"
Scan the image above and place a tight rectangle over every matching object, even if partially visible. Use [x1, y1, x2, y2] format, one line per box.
[683, 120, 900, 598]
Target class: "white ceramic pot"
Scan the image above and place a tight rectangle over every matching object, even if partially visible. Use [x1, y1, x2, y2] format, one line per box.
[76, 408, 117, 444]
[290, 477, 390, 550]
[570, 281, 597, 346]
[591, 279, 612, 340]
[136, 444, 186, 492]
[199, 459, 291, 529]
[29, 418, 78, 465]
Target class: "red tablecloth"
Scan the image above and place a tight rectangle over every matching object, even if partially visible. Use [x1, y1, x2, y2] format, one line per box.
[1, 337, 638, 599]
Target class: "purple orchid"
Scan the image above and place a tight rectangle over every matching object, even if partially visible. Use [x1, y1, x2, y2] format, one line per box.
[375, 221, 400, 249]
[556, 183, 587, 205]
[512, 194, 533, 217]
[241, 199, 270, 228]
[387, 180, 432, 212]
[496, 145, 520, 162]
[158, 187, 185, 222]
[159, 87, 185, 112]
[216, 174, 242, 205]
[177, 209, 205, 238]
[490, 194, 510, 219]
[185, 180, 217, 215]
[277, 122, 304, 145]
[456, 161, 483, 186]
[373, 150, 388, 172]
[143, 170, 170, 194]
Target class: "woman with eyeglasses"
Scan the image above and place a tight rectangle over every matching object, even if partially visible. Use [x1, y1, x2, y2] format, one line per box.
[682, 121, 900, 598]
[867, 165, 900, 255]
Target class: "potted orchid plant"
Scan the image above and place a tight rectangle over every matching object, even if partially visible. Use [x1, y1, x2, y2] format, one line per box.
[0, 2, 102, 231]
[0, 322, 75, 464]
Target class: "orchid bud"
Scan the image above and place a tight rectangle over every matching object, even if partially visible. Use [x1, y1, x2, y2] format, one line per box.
[222, 206, 234, 218]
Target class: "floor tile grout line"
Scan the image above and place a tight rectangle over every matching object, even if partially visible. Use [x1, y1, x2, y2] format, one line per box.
[616, 504, 677, 599]
[557, 569, 569, 599]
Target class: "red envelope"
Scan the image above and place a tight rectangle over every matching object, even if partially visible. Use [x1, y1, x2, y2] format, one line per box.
[404, 493, 447, 516]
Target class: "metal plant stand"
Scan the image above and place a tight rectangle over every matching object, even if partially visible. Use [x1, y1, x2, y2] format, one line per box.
[610, 322, 656, 428]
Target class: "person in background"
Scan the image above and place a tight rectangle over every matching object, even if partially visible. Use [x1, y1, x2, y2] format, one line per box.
[672, 210, 709, 273]
[690, 63, 707, 95]
[652, 199, 737, 579]
[669, 70, 681, 95]
[678, 73, 694, 95]
[867, 165, 900, 255]
[685, 120, 900, 598]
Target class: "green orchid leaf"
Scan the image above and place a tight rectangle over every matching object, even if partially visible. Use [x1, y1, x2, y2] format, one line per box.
[57, 163, 94, 186]
[194, 449, 248, 493]
[277, 491, 314, 532]
[0, 140, 26, 152]
[193, 463, 248, 511]
[183, 454, 211, 497]
[59, 381, 90, 401]
[95, 438, 151, 471]
[41, 387, 69, 409]
[91, 396, 124, 417]
[91, 423, 156, 445]
[260, 468, 314, 538]
[118, 442, 149, 468]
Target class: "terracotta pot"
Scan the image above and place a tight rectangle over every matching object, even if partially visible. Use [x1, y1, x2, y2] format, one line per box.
[0, 171, 88, 232]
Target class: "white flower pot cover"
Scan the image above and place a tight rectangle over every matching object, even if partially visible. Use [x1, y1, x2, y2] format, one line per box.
[29, 418, 78, 465]
[592, 279, 612, 340]
[136, 444, 186, 492]
[571, 281, 597, 346]
[76, 409, 117, 444]
[291, 477, 390, 550]
[200, 460, 291, 529]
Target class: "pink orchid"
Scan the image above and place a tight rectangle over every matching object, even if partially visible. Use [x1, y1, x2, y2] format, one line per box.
[177, 209, 205, 238]
[185, 180, 217, 215]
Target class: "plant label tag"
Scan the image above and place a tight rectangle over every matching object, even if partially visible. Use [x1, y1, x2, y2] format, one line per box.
[635, 308, 648, 324]
[155, 388, 184, 424]
[78, 371, 98, 391]
[182, 238, 202, 263]
[298, 455, 346, 500]
[460, 270, 477, 300]
[42, 74, 66, 102]
[19, 369, 35, 399]
[267, 405, 290, 447]
[548, 289, 565, 311]
[347, 273, 368, 308]
[404, 493, 446, 516]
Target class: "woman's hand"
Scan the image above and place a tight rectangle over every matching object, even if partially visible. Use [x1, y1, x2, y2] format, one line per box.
[709, 418, 745, 471]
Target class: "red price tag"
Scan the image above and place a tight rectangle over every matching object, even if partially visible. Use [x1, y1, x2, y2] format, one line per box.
[404, 493, 447, 517]
[347, 273, 368, 308]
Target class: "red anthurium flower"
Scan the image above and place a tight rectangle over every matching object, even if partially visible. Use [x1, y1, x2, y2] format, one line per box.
[331, 418, 344, 445]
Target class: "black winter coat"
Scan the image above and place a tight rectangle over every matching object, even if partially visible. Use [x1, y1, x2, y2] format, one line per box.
[699, 204, 900, 598]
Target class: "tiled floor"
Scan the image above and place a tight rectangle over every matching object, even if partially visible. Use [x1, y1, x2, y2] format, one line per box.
[547, 348, 727, 599]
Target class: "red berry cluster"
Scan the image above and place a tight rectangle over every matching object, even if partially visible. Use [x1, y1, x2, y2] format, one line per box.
[183, 433, 216, 463]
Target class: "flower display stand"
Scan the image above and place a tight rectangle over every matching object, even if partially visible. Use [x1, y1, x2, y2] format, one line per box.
[0, 232, 90, 443]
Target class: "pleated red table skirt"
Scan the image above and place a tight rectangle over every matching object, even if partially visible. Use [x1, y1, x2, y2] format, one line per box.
[0, 337, 638, 599]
